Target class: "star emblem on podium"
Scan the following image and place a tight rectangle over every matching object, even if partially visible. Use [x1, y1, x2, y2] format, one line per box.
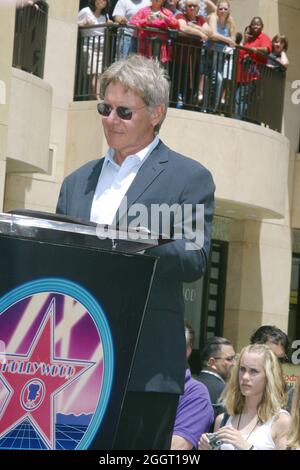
[0, 298, 94, 449]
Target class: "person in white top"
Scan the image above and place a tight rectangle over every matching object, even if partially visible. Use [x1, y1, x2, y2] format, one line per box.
[199, 344, 291, 450]
[288, 378, 300, 450]
[78, 0, 112, 97]
[112, 0, 151, 57]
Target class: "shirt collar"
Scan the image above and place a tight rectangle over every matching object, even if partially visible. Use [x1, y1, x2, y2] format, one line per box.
[201, 369, 225, 385]
[104, 136, 159, 168]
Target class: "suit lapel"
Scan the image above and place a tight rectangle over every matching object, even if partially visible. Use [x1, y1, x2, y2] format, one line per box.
[125, 140, 169, 208]
[82, 158, 104, 220]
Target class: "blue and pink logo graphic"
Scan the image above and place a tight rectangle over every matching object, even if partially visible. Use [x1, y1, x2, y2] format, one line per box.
[21, 379, 45, 411]
[0, 279, 114, 450]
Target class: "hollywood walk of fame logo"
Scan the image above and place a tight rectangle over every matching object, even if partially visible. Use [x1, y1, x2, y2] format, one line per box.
[21, 379, 46, 411]
[0, 279, 114, 450]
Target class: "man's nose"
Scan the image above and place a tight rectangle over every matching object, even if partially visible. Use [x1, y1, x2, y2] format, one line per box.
[105, 109, 121, 123]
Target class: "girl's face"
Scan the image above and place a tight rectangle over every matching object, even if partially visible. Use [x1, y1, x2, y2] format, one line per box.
[239, 351, 266, 400]
[273, 39, 285, 54]
[95, 0, 107, 10]
[217, 2, 229, 18]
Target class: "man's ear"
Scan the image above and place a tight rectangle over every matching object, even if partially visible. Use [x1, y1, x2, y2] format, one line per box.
[207, 357, 216, 370]
[150, 104, 165, 128]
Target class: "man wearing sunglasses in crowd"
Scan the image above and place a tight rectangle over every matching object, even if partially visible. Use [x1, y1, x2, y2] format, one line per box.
[56, 54, 215, 449]
[197, 336, 236, 420]
[250, 325, 293, 411]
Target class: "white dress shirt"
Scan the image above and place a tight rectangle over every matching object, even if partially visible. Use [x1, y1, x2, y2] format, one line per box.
[90, 137, 159, 225]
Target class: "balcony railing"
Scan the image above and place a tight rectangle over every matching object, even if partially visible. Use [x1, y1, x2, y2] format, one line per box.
[74, 24, 286, 132]
[13, 0, 49, 79]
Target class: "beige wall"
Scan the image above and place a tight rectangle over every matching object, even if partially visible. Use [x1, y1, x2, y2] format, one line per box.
[230, 0, 260, 32]
[161, 109, 290, 220]
[223, 219, 292, 349]
[292, 154, 300, 228]
[0, 3, 15, 211]
[6, 68, 52, 173]
[44, 0, 79, 182]
[65, 101, 106, 175]
[4, 0, 80, 214]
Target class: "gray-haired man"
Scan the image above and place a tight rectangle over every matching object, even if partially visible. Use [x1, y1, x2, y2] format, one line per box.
[57, 55, 215, 449]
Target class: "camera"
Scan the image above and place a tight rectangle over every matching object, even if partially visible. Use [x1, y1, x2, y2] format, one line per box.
[207, 432, 222, 450]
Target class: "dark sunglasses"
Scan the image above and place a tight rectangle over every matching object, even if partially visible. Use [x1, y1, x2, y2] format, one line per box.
[214, 355, 236, 362]
[97, 102, 146, 120]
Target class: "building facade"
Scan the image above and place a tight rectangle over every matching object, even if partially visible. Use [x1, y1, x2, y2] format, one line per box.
[0, 0, 300, 361]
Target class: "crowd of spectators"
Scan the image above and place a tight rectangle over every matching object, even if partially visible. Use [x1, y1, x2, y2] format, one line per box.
[77, 0, 289, 115]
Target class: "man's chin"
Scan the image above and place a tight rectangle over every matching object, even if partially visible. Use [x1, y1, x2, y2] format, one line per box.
[106, 135, 125, 148]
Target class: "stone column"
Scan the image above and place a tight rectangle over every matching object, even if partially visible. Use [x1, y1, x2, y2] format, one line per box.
[224, 219, 292, 351]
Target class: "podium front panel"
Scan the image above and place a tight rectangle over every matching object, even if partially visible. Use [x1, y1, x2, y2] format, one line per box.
[0, 232, 156, 450]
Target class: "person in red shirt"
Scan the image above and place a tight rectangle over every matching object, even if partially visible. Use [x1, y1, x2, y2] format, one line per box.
[130, 0, 179, 63]
[235, 17, 271, 121]
[237, 17, 271, 83]
[246, 16, 271, 55]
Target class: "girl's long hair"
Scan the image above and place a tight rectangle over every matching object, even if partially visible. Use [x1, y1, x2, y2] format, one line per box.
[221, 344, 287, 423]
[216, 0, 236, 37]
[287, 379, 300, 449]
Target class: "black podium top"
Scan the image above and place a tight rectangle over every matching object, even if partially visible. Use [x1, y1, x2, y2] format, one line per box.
[0, 210, 160, 254]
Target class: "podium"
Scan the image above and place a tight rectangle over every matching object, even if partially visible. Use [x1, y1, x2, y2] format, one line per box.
[0, 212, 158, 450]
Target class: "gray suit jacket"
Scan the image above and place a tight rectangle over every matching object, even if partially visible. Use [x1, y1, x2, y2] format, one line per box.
[56, 140, 215, 393]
